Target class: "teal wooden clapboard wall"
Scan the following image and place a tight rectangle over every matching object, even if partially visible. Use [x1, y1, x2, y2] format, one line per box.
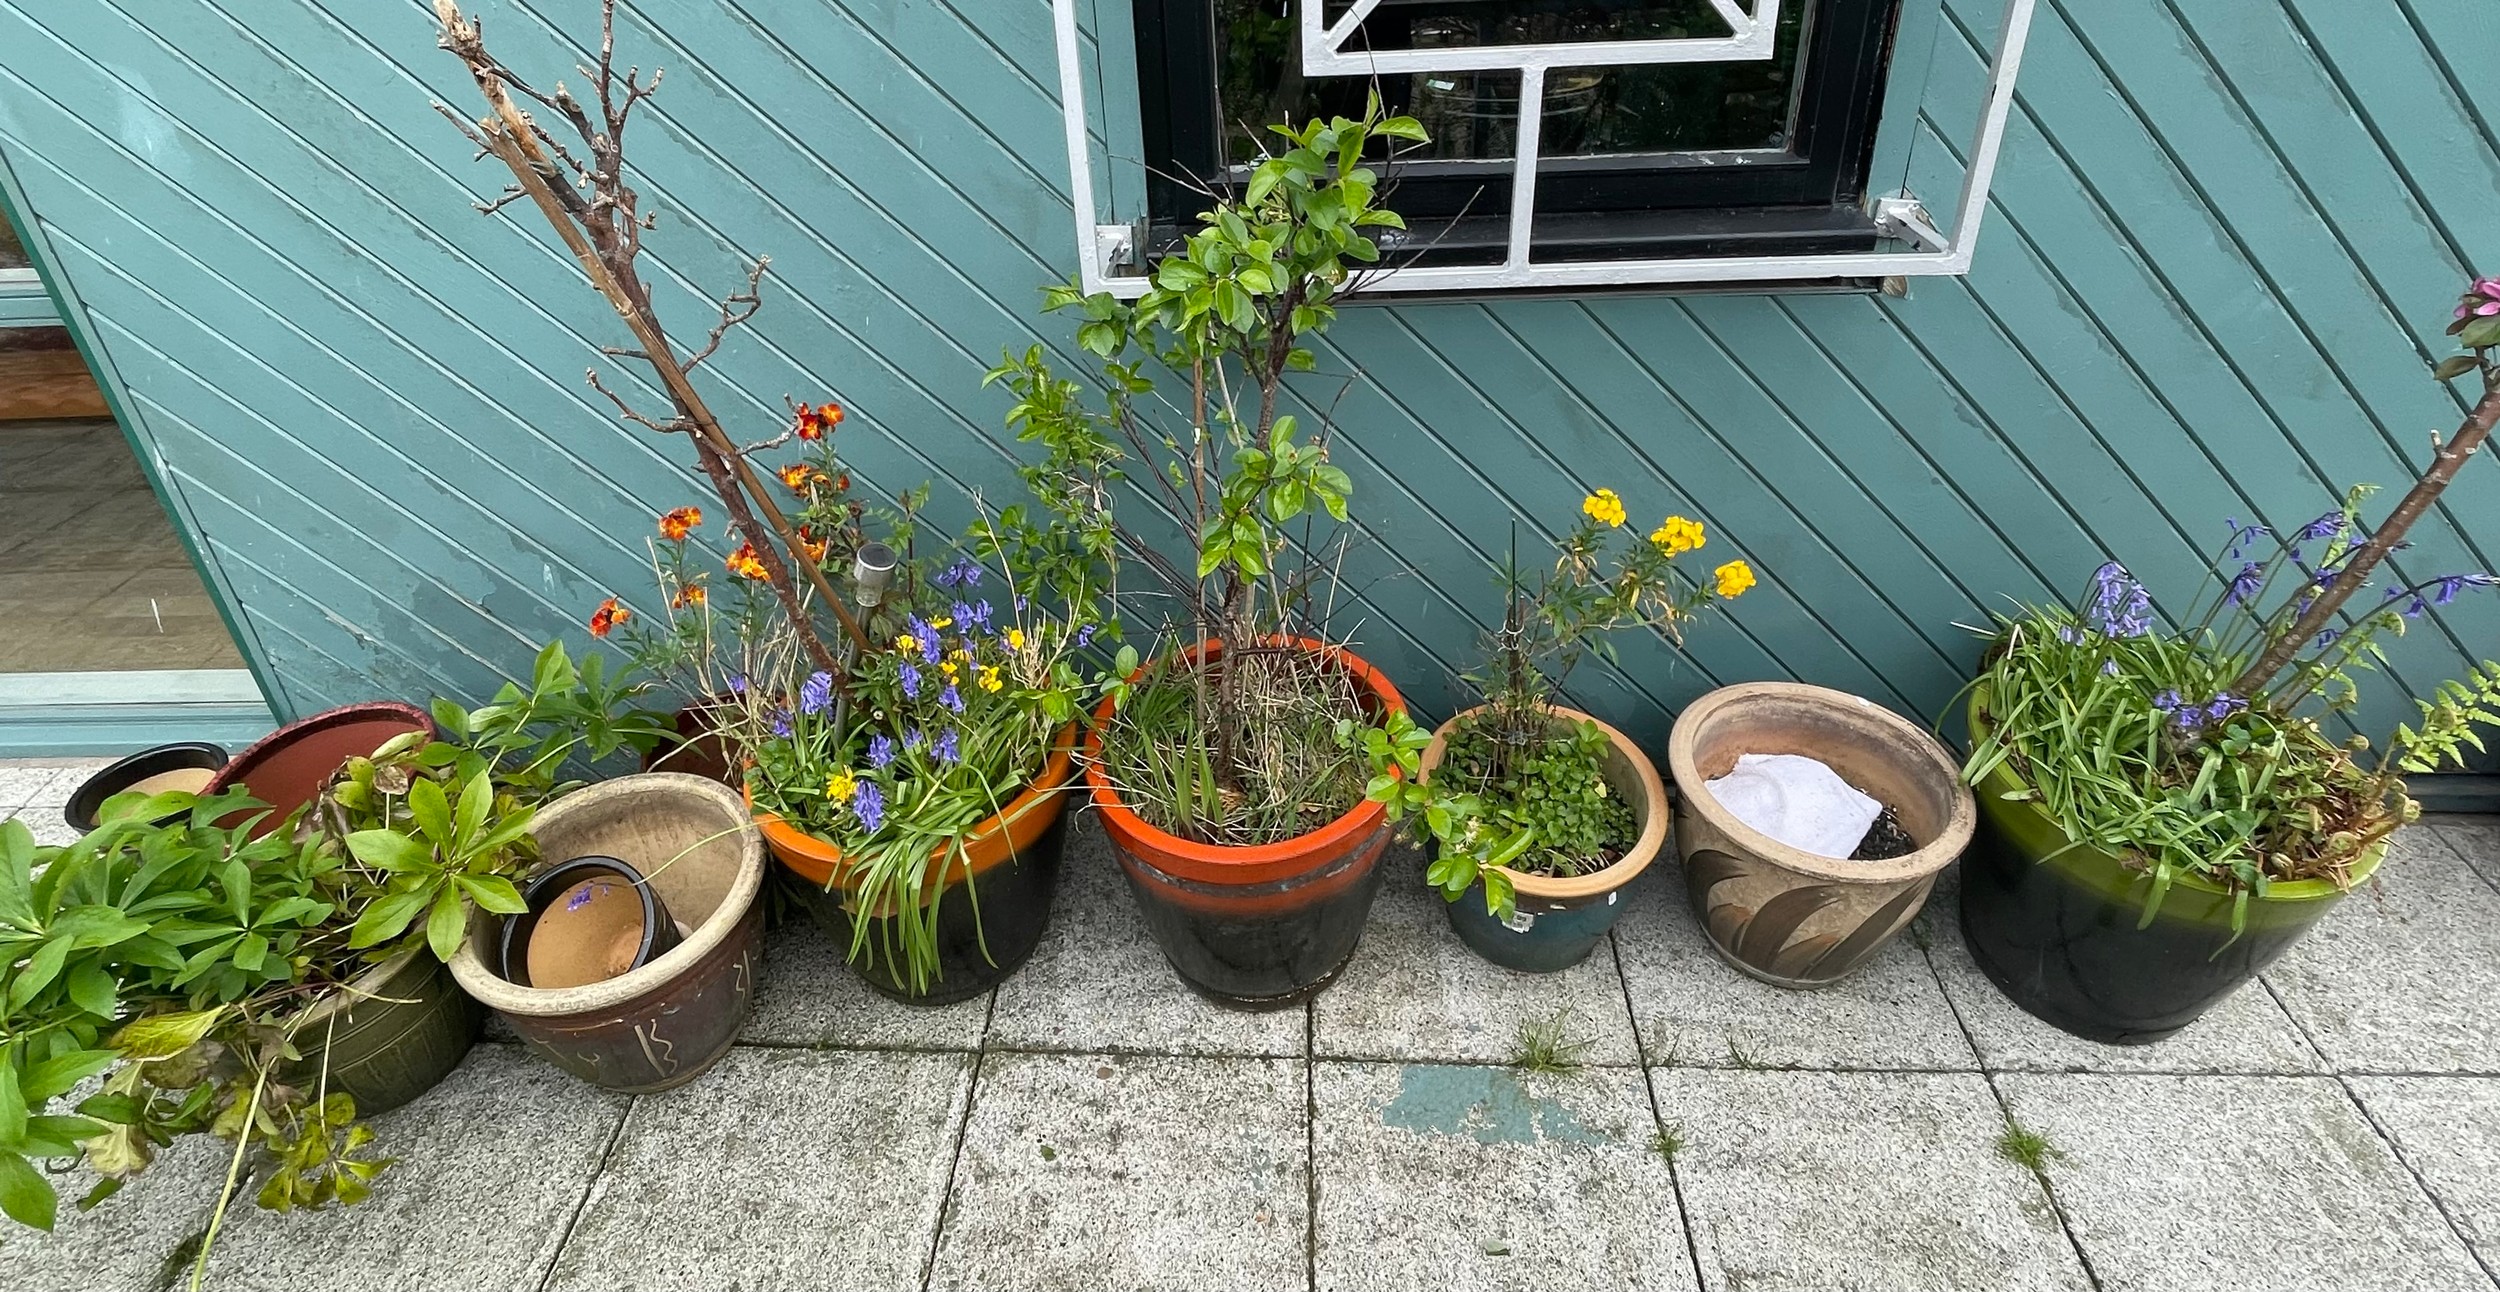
[0, 0, 2493, 764]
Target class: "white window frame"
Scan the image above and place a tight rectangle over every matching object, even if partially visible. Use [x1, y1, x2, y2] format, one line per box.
[1051, 0, 2038, 296]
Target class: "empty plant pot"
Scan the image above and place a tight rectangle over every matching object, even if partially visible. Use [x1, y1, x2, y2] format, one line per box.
[65, 742, 230, 832]
[448, 773, 764, 1093]
[753, 728, 1075, 1006]
[1666, 682, 1973, 989]
[1084, 638, 1400, 1010]
[1422, 706, 1669, 974]
[498, 855, 684, 990]
[285, 948, 484, 1116]
[206, 701, 432, 838]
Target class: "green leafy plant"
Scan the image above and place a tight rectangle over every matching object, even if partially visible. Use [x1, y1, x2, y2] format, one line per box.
[1364, 498, 1754, 917]
[1649, 1122, 1687, 1164]
[992, 95, 1425, 845]
[1995, 1121, 2062, 1173]
[1508, 1011, 1593, 1075]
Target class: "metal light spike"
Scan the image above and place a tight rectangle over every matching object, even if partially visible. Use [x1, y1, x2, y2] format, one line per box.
[852, 542, 898, 610]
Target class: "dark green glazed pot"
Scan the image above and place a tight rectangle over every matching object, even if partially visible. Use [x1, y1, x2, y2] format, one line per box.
[289, 949, 483, 1116]
[1959, 691, 2384, 1044]
[1423, 706, 1668, 975]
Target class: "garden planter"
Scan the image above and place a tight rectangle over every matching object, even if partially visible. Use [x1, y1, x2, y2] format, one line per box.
[287, 948, 483, 1116]
[1084, 639, 1401, 1010]
[1666, 682, 1973, 989]
[1420, 706, 1668, 973]
[449, 773, 764, 1093]
[754, 729, 1076, 1005]
[642, 699, 740, 787]
[64, 741, 229, 832]
[499, 855, 684, 989]
[1957, 692, 2385, 1043]
[205, 701, 432, 838]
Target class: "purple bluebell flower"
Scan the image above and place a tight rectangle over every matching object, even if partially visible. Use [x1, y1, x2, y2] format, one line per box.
[2153, 689, 2185, 714]
[2224, 562, 2264, 607]
[941, 683, 964, 713]
[2430, 573, 2498, 606]
[935, 557, 982, 589]
[910, 616, 943, 662]
[798, 670, 833, 715]
[1074, 623, 1098, 648]
[933, 729, 961, 764]
[905, 726, 926, 750]
[867, 734, 897, 770]
[2100, 659, 2121, 676]
[2403, 596, 2430, 620]
[2314, 627, 2341, 649]
[852, 781, 885, 832]
[769, 708, 793, 738]
[898, 661, 922, 700]
[2055, 624, 2085, 644]
[2223, 518, 2271, 562]
[728, 673, 748, 695]
[2086, 562, 2154, 638]
[2295, 512, 2344, 544]
[2204, 693, 2245, 724]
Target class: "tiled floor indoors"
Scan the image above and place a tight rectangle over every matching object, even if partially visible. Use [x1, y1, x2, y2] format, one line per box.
[4, 758, 2498, 1292]
[0, 417, 245, 673]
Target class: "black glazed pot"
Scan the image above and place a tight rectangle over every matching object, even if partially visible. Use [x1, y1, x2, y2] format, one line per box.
[65, 742, 230, 832]
[778, 811, 1069, 1006]
[499, 855, 683, 988]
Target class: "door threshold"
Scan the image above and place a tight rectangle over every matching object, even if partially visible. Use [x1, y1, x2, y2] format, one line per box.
[0, 669, 274, 757]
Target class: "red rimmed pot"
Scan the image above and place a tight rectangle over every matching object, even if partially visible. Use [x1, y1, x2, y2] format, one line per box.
[752, 728, 1077, 1006]
[205, 701, 433, 838]
[1083, 638, 1403, 1010]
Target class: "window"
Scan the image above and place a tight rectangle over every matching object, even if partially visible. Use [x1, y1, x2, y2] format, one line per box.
[1133, 0, 1906, 266]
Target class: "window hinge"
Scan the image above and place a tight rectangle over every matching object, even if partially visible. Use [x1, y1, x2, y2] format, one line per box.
[1093, 220, 1145, 283]
[1872, 196, 1950, 255]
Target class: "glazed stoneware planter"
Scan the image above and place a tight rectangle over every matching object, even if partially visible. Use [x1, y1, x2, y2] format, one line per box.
[65, 742, 229, 832]
[1084, 639, 1401, 1010]
[754, 729, 1076, 1006]
[1420, 705, 1668, 973]
[1958, 691, 2385, 1044]
[205, 702, 432, 838]
[1667, 682, 1974, 989]
[449, 773, 764, 1093]
[287, 948, 483, 1116]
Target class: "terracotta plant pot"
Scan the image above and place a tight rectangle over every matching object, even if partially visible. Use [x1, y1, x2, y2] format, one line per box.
[1666, 682, 1974, 989]
[754, 728, 1076, 1005]
[205, 702, 432, 838]
[286, 948, 483, 1116]
[1084, 639, 1401, 1009]
[449, 773, 764, 1093]
[65, 742, 230, 832]
[1420, 706, 1669, 973]
[498, 855, 684, 990]
[1957, 690, 2385, 1043]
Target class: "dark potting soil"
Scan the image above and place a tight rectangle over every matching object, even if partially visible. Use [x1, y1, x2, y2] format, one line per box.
[1850, 806, 1918, 861]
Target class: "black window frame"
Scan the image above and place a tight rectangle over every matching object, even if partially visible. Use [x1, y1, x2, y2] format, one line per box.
[1133, 0, 1907, 265]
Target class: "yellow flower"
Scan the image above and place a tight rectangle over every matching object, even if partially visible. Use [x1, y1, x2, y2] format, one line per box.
[1006, 627, 1027, 651]
[1582, 488, 1626, 528]
[940, 660, 960, 680]
[826, 770, 858, 802]
[1648, 515, 1705, 556]
[1713, 560, 1756, 599]
[894, 634, 917, 653]
[978, 665, 1004, 693]
[931, 616, 953, 630]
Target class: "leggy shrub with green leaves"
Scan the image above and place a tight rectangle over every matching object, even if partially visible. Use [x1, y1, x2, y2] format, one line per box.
[1963, 277, 2500, 931]
[1361, 493, 1755, 917]
[990, 96, 1424, 845]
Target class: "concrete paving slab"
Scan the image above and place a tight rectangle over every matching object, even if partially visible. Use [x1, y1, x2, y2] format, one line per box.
[1924, 898, 2323, 1075]
[2348, 1076, 2500, 1279]
[929, 1050, 1305, 1292]
[546, 1047, 972, 1292]
[1312, 1059, 1695, 1292]
[1998, 1073, 2488, 1292]
[1653, 1068, 2090, 1292]
[987, 821, 1304, 1058]
[1313, 851, 1641, 1066]
[194, 1045, 629, 1291]
[2265, 829, 2500, 1073]
[1616, 865, 1977, 1072]
[2425, 816, 2500, 896]
[743, 919, 992, 1050]
[0, 764, 70, 810]
[5, 803, 80, 847]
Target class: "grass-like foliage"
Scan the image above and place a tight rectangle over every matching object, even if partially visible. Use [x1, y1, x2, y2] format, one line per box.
[1509, 1012, 1594, 1075]
[1995, 1122, 2063, 1173]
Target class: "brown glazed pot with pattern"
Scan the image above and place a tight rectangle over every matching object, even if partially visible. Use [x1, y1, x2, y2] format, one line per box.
[448, 773, 764, 1093]
[1666, 682, 1973, 989]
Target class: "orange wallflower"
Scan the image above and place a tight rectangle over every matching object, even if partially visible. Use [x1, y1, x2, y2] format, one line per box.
[658, 506, 702, 541]
[777, 463, 823, 492]
[795, 529, 829, 565]
[726, 543, 768, 580]
[794, 401, 845, 441]
[671, 583, 707, 609]
[588, 597, 630, 638]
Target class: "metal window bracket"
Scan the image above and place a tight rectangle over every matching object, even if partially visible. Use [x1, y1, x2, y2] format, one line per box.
[1054, 0, 2038, 297]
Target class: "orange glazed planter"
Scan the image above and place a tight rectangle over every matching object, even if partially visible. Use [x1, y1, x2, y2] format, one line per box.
[751, 728, 1077, 1005]
[1084, 639, 1402, 1010]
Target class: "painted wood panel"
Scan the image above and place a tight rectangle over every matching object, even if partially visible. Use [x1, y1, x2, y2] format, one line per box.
[0, 0, 2492, 774]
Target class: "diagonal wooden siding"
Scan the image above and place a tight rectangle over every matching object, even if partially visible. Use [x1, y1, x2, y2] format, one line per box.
[0, 0, 2493, 762]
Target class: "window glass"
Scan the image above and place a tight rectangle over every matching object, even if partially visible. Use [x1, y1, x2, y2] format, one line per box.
[0, 207, 29, 270]
[1215, 1, 1811, 167]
